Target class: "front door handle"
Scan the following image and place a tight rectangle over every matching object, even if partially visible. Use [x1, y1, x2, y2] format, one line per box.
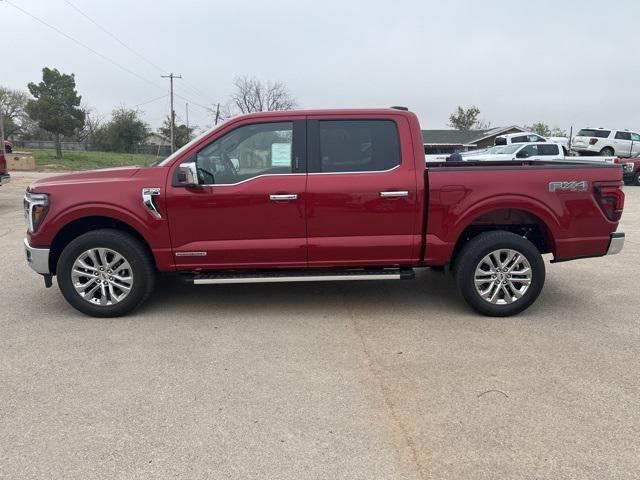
[270, 194, 298, 201]
[379, 191, 409, 198]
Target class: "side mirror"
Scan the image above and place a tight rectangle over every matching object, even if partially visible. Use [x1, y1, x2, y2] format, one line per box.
[175, 162, 200, 187]
[516, 150, 530, 159]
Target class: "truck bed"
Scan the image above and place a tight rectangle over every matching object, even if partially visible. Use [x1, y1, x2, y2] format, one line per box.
[424, 159, 623, 264]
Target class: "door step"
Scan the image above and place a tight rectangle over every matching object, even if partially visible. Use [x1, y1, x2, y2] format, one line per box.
[188, 268, 415, 285]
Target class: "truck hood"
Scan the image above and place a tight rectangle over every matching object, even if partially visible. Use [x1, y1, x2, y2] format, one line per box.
[29, 166, 143, 190]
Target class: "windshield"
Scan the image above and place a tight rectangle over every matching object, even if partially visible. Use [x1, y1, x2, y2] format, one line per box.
[156, 124, 221, 166]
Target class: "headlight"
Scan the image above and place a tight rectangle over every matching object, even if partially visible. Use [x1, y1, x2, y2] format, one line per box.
[623, 162, 633, 173]
[24, 192, 49, 232]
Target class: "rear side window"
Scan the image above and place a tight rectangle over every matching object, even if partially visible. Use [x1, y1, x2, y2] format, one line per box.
[615, 131, 632, 140]
[318, 120, 400, 173]
[539, 144, 559, 155]
[495, 137, 507, 145]
[578, 129, 610, 138]
[511, 135, 529, 143]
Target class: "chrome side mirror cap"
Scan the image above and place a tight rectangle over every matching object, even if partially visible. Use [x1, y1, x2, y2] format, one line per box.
[175, 162, 200, 187]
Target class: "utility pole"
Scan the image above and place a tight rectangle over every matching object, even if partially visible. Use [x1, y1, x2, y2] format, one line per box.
[185, 102, 189, 142]
[214, 103, 220, 125]
[161, 72, 182, 152]
[0, 108, 5, 156]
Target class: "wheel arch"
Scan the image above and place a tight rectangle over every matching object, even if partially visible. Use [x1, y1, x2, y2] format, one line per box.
[48, 215, 155, 275]
[449, 205, 558, 266]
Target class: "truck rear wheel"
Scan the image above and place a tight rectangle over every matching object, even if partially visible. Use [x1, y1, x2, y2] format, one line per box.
[454, 231, 545, 317]
[634, 172, 640, 186]
[56, 229, 155, 317]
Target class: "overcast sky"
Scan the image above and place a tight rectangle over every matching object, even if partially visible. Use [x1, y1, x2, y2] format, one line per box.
[2, 0, 639, 133]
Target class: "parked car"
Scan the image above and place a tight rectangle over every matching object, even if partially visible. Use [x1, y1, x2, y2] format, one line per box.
[23, 108, 625, 318]
[572, 128, 640, 158]
[616, 157, 640, 185]
[495, 132, 569, 153]
[469, 143, 617, 163]
[3, 139, 12, 154]
[0, 149, 10, 186]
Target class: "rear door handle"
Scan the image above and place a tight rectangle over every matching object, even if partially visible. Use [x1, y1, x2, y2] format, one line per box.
[379, 191, 409, 198]
[270, 194, 298, 201]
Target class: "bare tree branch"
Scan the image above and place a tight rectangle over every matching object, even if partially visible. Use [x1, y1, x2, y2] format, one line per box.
[230, 76, 296, 115]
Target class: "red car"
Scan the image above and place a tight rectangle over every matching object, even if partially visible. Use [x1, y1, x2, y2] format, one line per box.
[0, 149, 9, 186]
[23, 108, 626, 317]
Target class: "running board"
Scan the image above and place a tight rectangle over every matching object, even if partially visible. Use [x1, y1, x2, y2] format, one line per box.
[189, 268, 415, 285]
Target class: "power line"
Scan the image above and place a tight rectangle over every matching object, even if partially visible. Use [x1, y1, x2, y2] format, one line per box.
[131, 94, 169, 109]
[61, 0, 217, 106]
[62, 0, 168, 75]
[3, 0, 165, 92]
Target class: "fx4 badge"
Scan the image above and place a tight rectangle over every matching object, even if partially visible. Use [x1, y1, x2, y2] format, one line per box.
[549, 181, 588, 193]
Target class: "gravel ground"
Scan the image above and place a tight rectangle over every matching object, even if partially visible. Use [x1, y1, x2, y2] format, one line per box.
[1, 173, 638, 480]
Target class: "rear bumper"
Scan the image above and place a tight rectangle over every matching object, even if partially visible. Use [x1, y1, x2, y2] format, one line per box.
[24, 238, 51, 274]
[0, 173, 9, 185]
[606, 232, 625, 256]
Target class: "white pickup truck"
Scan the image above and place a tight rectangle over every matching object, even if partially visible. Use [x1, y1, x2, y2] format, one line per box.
[461, 142, 616, 162]
[495, 132, 570, 153]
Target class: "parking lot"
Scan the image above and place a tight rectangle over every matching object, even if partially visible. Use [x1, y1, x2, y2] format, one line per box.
[1, 173, 639, 479]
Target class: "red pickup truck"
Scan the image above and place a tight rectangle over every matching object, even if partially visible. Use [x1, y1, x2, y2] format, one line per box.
[23, 108, 625, 318]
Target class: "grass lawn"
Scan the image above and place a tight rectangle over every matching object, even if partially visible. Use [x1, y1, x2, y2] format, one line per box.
[32, 149, 164, 171]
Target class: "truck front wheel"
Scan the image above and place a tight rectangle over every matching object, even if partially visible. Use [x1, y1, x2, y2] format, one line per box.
[56, 229, 155, 317]
[454, 231, 545, 316]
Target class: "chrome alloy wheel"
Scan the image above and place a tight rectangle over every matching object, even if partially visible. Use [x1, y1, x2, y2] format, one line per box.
[71, 248, 133, 306]
[473, 249, 532, 305]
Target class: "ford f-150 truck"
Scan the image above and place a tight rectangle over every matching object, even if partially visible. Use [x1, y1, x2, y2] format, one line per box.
[23, 108, 626, 318]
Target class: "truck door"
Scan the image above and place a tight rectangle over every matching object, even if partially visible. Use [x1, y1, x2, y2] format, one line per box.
[305, 116, 419, 267]
[613, 131, 632, 156]
[166, 119, 308, 269]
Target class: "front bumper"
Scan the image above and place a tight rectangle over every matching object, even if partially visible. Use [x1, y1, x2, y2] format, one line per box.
[0, 173, 10, 186]
[623, 172, 635, 182]
[606, 232, 625, 256]
[24, 238, 51, 274]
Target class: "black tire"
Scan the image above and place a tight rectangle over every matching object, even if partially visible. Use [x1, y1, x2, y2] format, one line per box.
[57, 229, 155, 317]
[454, 231, 545, 317]
[600, 147, 615, 156]
[634, 172, 640, 186]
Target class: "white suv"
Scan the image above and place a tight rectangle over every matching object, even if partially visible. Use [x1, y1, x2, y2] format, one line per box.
[572, 128, 640, 158]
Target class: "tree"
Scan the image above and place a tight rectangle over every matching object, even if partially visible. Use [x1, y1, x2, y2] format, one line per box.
[74, 105, 104, 142]
[0, 87, 29, 138]
[26, 68, 85, 158]
[159, 116, 196, 149]
[448, 105, 490, 130]
[525, 122, 568, 138]
[526, 122, 551, 137]
[90, 107, 149, 153]
[230, 76, 296, 114]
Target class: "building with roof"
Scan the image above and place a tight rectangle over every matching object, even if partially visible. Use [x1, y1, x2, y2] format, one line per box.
[422, 126, 527, 154]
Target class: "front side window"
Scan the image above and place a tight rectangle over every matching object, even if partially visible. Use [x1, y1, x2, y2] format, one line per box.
[528, 134, 545, 142]
[192, 122, 293, 184]
[519, 145, 539, 157]
[318, 120, 400, 173]
[631, 133, 640, 142]
[511, 135, 528, 143]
